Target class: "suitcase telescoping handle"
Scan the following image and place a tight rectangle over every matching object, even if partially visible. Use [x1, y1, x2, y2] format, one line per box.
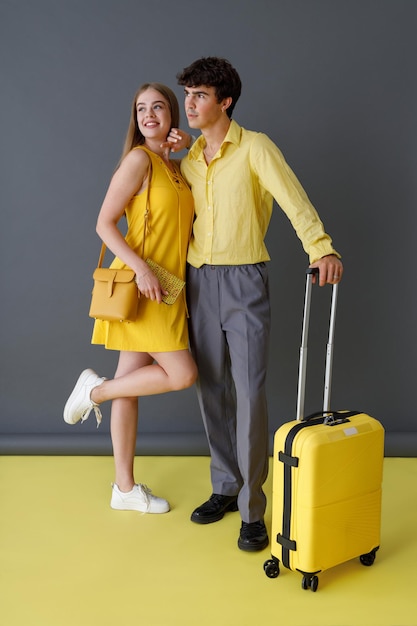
[296, 268, 339, 421]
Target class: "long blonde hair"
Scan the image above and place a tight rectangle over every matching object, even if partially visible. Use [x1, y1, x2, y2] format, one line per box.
[119, 83, 180, 164]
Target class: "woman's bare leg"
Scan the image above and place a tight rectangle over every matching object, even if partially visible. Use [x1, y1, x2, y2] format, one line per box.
[64, 349, 197, 510]
[91, 349, 197, 405]
[110, 351, 153, 492]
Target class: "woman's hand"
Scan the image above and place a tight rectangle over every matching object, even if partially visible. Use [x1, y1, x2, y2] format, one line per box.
[135, 268, 168, 304]
[162, 128, 192, 153]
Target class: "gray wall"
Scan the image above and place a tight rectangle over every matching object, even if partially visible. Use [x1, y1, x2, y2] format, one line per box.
[1, 0, 416, 456]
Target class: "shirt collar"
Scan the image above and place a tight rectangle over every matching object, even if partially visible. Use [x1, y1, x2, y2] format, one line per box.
[188, 119, 242, 160]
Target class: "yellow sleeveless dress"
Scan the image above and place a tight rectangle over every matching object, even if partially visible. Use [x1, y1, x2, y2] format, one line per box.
[91, 147, 194, 352]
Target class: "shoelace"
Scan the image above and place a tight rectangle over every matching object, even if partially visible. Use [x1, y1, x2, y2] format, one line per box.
[240, 521, 265, 538]
[80, 377, 106, 428]
[80, 403, 103, 428]
[210, 494, 227, 505]
[137, 484, 152, 512]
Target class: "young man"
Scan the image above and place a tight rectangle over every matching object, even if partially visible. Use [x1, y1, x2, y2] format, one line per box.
[175, 57, 343, 552]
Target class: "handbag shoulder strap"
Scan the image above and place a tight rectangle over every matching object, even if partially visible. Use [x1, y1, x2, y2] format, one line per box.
[96, 159, 152, 268]
[141, 160, 152, 258]
[97, 242, 106, 268]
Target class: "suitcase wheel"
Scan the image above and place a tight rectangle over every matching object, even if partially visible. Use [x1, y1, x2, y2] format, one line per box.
[301, 574, 319, 592]
[360, 546, 379, 567]
[263, 558, 280, 578]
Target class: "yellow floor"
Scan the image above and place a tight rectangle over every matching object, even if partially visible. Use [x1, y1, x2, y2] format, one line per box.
[0, 456, 415, 626]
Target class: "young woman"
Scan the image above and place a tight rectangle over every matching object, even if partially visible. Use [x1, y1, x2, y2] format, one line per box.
[64, 83, 197, 514]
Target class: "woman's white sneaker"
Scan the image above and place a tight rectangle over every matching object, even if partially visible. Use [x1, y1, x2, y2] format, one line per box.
[63, 368, 106, 427]
[110, 483, 170, 514]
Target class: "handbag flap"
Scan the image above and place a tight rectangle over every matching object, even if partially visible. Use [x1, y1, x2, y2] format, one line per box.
[93, 268, 135, 283]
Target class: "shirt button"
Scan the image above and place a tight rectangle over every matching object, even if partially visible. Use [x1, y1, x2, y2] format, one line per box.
[207, 206, 212, 211]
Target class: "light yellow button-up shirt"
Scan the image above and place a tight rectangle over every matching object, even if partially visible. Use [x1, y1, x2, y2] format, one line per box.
[181, 120, 340, 267]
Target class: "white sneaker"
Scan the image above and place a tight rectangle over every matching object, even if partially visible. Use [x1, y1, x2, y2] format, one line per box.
[63, 368, 106, 427]
[111, 483, 170, 514]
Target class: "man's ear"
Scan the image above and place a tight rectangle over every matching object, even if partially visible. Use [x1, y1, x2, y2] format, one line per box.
[221, 97, 233, 112]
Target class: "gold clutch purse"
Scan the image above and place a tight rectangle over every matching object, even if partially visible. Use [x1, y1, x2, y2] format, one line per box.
[145, 258, 185, 305]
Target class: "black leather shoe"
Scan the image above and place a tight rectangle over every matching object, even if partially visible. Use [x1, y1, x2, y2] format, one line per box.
[191, 494, 238, 524]
[238, 520, 269, 552]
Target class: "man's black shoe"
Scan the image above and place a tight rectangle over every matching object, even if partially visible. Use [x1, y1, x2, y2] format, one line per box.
[238, 520, 269, 552]
[191, 494, 238, 524]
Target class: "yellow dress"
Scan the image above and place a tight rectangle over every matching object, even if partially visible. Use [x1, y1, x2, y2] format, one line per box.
[91, 147, 194, 352]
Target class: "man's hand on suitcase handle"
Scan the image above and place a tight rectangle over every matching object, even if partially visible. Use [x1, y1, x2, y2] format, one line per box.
[309, 254, 343, 287]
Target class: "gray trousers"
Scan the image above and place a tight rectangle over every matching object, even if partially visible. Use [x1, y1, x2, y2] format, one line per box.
[187, 263, 271, 523]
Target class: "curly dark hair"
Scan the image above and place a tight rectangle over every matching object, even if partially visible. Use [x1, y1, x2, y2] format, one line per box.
[177, 57, 242, 118]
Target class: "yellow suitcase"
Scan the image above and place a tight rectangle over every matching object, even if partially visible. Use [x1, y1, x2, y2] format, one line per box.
[264, 271, 384, 591]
